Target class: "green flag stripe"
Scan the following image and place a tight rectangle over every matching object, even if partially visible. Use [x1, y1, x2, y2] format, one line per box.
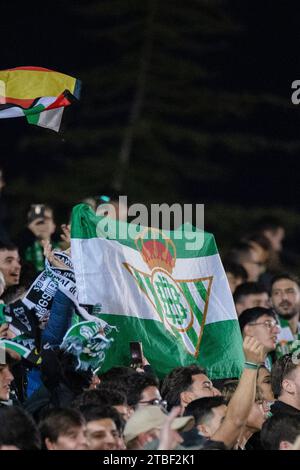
[24, 104, 46, 124]
[71, 204, 218, 258]
[0, 340, 30, 357]
[180, 283, 204, 322]
[97, 314, 243, 379]
[185, 323, 199, 349]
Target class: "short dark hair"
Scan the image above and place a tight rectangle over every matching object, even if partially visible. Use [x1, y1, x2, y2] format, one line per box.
[254, 217, 284, 233]
[0, 406, 41, 450]
[219, 378, 262, 403]
[233, 282, 268, 305]
[98, 367, 145, 402]
[270, 273, 300, 290]
[225, 242, 255, 265]
[80, 405, 125, 434]
[271, 353, 300, 398]
[223, 261, 247, 282]
[238, 307, 276, 333]
[261, 413, 300, 449]
[242, 232, 272, 252]
[126, 373, 159, 408]
[161, 365, 206, 411]
[184, 396, 227, 426]
[39, 408, 85, 447]
[99, 366, 137, 384]
[219, 380, 239, 402]
[73, 387, 127, 409]
[0, 241, 18, 252]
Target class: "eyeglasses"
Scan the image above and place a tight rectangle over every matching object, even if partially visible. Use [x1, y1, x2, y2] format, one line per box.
[139, 398, 168, 409]
[249, 320, 278, 330]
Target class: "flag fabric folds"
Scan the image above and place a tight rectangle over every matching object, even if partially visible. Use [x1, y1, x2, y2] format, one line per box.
[71, 204, 244, 379]
[0, 66, 81, 131]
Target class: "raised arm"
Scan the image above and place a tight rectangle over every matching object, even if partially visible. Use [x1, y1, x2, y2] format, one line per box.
[212, 336, 265, 448]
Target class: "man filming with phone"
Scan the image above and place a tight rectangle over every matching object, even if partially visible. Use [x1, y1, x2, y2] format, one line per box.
[16, 204, 57, 273]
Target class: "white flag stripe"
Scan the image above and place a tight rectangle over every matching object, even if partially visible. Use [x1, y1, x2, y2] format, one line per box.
[0, 107, 24, 118]
[181, 330, 198, 355]
[72, 238, 237, 325]
[184, 281, 206, 315]
[37, 107, 63, 132]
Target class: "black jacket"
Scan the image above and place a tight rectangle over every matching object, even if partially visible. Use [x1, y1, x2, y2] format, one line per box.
[270, 400, 300, 416]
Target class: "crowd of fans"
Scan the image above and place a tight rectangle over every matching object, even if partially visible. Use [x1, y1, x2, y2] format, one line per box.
[1, 166, 300, 451]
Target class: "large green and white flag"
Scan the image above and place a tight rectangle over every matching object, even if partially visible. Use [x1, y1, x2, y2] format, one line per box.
[71, 204, 244, 379]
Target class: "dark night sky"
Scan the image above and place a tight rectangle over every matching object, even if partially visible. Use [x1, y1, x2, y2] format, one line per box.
[1, 0, 300, 214]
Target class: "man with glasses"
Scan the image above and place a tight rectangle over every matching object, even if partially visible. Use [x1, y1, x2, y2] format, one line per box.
[270, 353, 300, 416]
[126, 373, 165, 412]
[239, 307, 280, 370]
[270, 274, 300, 357]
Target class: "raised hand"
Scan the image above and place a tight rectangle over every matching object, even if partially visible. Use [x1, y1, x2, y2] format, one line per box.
[60, 224, 71, 248]
[41, 240, 68, 269]
[158, 406, 183, 450]
[243, 336, 267, 365]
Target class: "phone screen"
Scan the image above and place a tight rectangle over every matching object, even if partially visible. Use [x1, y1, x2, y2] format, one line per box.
[130, 341, 143, 366]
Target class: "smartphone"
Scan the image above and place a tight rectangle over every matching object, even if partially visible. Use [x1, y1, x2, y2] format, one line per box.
[129, 341, 143, 368]
[27, 204, 46, 224]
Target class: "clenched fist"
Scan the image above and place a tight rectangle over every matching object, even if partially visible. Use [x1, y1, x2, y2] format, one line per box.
[243, 336, 266, 365]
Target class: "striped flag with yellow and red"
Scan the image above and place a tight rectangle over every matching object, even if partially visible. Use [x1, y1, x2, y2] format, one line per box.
[0, 66, 80, 132]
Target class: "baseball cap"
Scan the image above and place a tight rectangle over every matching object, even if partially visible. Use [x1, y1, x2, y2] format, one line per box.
[124, 405, 194, 445]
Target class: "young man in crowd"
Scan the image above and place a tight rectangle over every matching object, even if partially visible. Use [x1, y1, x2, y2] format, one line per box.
[126, 373, 163, 411]
[184, 391, 266, 450]
[233, 282, 270, 316]
[184, 396, 227, 441]
[73, 387, 130, 422]
[254, 217, 285, 254]
[16, 204, 57, 274]
[238, 307, 280, 370]
[0, 242, 21, 292]
[81, 405, 125, 450]
[181, 337, 266, 449]
[261, 412, 300, 450]
[270, 273, 300, 357]
[162, 337, 266, 449]
[225, 241, 266, 282]
[38, 408, 88, 450]
[161, 364, 221, 412]
[223, 261, 247, 294]
[270, 353, 300, 416]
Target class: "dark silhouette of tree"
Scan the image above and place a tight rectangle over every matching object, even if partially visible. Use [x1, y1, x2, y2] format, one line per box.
[2, 0, 300, 244]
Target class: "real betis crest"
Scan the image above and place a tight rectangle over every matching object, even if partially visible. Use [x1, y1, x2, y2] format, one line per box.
[124, 228, 213, 357]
